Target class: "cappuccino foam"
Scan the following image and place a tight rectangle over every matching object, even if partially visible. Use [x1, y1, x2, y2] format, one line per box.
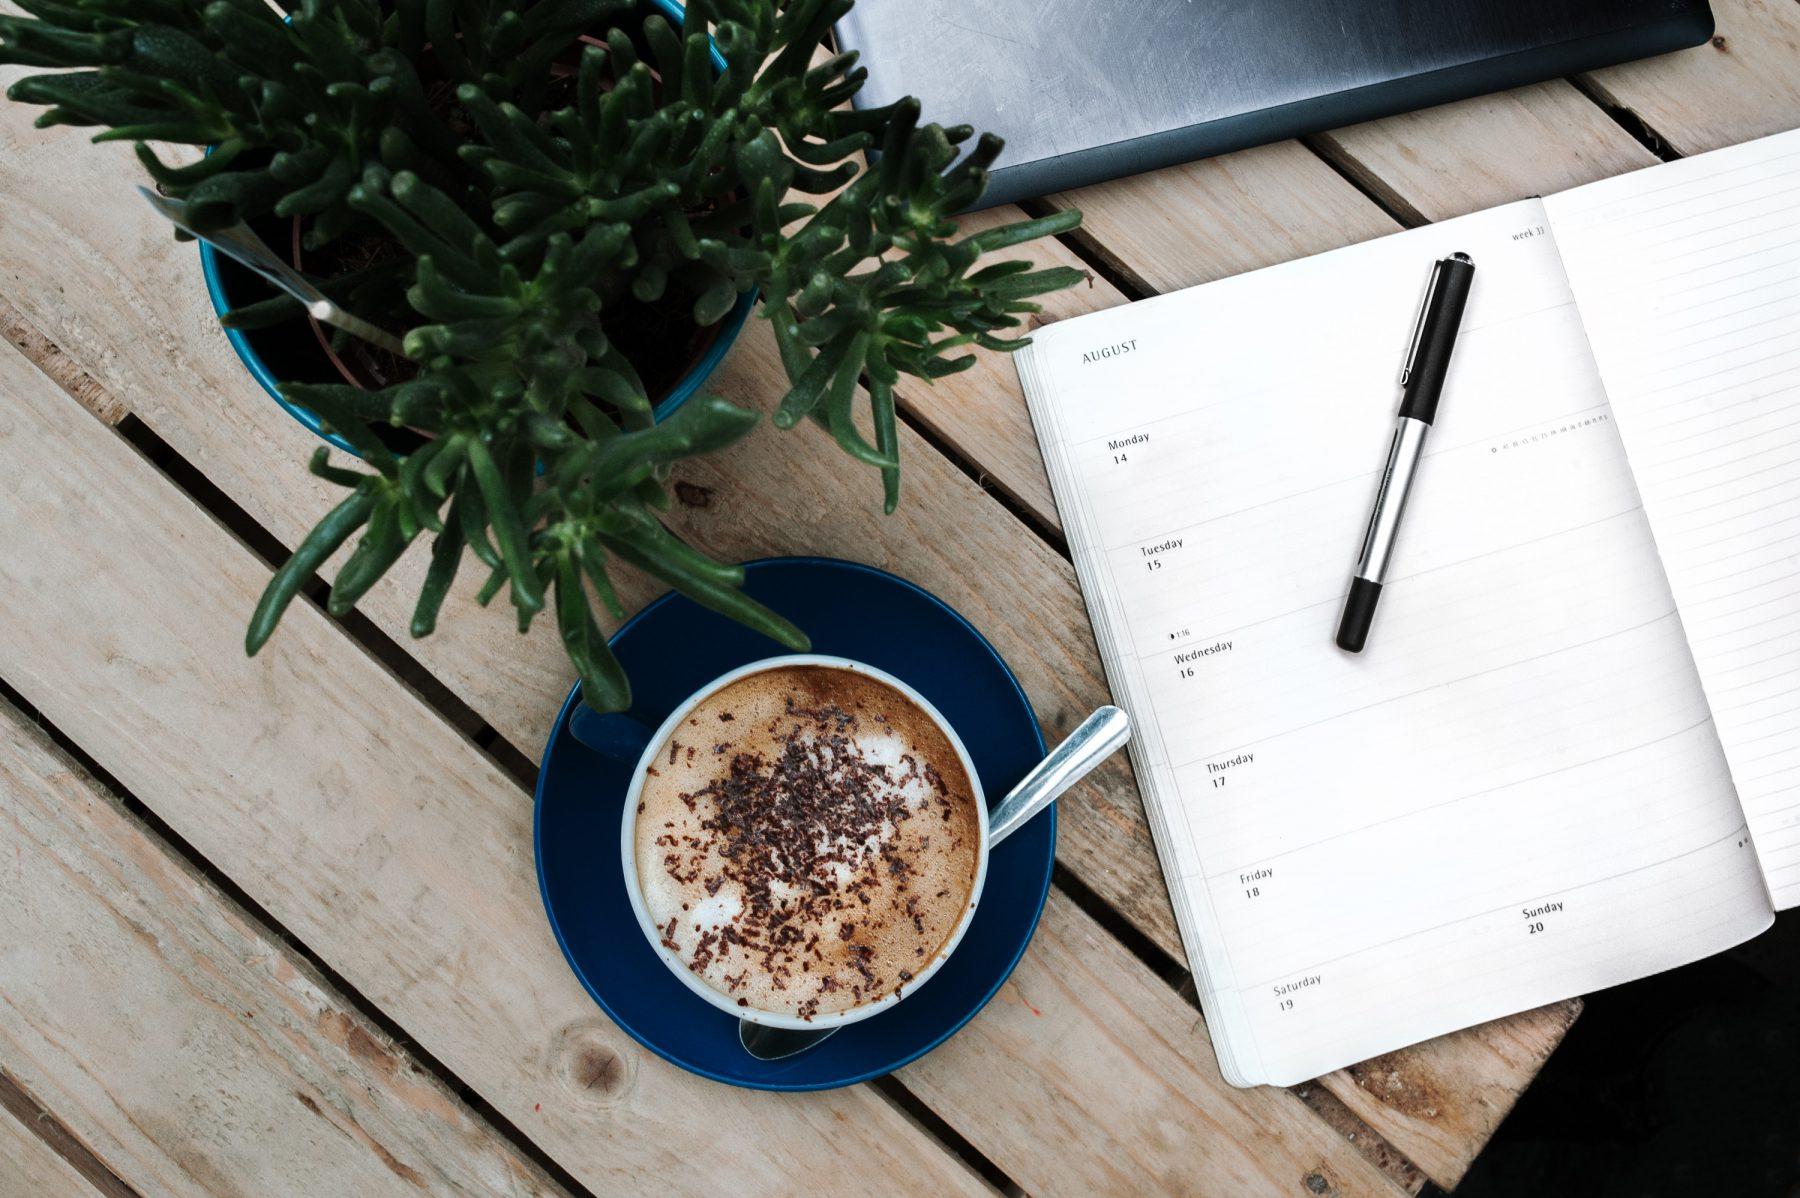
[633, 665, 981, 1019]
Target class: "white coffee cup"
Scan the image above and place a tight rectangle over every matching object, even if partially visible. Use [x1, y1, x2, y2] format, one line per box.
[618, 654, 990, 1031]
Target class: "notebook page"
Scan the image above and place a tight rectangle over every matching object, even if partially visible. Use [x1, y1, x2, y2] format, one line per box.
[1017, 199, 1773, 1087]
[1547, 130, 1800, 910]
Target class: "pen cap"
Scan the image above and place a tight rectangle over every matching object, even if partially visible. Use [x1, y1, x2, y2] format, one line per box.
[1398, 253, 1475, 425]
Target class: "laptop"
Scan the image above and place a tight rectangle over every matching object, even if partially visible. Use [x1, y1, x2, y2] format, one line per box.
[833, 0, 1714, 210]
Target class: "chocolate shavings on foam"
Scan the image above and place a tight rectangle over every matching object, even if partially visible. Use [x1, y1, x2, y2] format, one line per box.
[663, 697, 960, 1016]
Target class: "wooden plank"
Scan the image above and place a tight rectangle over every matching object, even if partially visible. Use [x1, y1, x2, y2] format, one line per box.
[0, 100, 600, 765]
[1326, 1003, 1580, 1189]
[0, 698, 571, 1198]
[1042, 140, 1400, 294]
[0, 88, 1551, 1186]
[1580, 0, 1800, 154]
[0, 338, 1410, 1197]
[1313, 81, 1657, 221]
[0, 1107, 99, 1197]
[0, 338, 991, 1196]
[899, 890, 1402, 1197]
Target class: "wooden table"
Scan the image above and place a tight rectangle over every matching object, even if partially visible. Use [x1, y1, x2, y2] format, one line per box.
[1, 3, 1793, 1193]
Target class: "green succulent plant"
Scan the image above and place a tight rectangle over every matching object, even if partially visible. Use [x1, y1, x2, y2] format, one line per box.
[0, 0, 1084, 711]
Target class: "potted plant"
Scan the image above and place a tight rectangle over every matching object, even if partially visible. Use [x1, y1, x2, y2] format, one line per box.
[0, 0, 1085, 711]
[200, 0, 760, 453]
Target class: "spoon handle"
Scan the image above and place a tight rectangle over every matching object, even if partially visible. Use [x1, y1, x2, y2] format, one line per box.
[988, 706, 1131, 847]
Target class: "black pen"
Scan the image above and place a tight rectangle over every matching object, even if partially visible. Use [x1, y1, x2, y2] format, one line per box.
[1335, 252, 1476, 653]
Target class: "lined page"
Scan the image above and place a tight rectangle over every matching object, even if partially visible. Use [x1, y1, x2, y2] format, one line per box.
[1017, 199, 1773, 1087]
[1548, 130, 1800, 910]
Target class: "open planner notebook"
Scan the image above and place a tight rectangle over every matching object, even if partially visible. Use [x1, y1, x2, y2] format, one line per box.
[1016, 128, 1800, 1087]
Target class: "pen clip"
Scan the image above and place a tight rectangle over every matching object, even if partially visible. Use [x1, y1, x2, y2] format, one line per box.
[1400, 259, 1446, 387]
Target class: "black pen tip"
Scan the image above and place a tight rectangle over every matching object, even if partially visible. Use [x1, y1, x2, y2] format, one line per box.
[1335, 577, 1383, 653]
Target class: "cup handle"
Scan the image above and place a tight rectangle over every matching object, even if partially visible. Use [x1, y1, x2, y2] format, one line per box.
[569, 703, 658, 761]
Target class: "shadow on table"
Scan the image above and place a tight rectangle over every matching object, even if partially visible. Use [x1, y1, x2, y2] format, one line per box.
[1430, 911, 1799, 1198]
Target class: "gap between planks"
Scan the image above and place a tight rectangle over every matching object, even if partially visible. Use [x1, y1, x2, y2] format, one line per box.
[0, 1068, 138, 1198]
[0, 297, 125, 425]
[1296, 134, 1431, 229]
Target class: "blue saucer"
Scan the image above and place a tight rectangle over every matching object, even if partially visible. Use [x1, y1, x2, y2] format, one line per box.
[534, 557, 1055, 1090]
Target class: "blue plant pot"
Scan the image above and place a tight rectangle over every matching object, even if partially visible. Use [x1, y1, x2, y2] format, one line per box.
[199, 0, 754, 456]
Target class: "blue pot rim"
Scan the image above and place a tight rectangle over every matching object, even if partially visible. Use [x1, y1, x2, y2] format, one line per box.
[199, 0, 755, 455]
[532, 556, 1056, 1091]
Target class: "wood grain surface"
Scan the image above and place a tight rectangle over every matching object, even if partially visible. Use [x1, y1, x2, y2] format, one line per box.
[0, 1107, 99, 1198]
[0, 2, 1786, 1190]
[1314, 80, 1656, 221]
[1582, 0, 1800, 155]
[0, 697, 569, 1198]
[898, 890, 1401, 1197]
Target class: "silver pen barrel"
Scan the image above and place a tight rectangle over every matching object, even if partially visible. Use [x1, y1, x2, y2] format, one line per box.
[1353, 417, 1431, 586]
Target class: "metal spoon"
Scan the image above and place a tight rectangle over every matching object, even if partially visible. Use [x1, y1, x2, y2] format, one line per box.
[986, 705, 1130, 846]
[738, 704, 1132, 1061]
[135, 185, 407, 355]
[738, 1019, 832, 1062]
